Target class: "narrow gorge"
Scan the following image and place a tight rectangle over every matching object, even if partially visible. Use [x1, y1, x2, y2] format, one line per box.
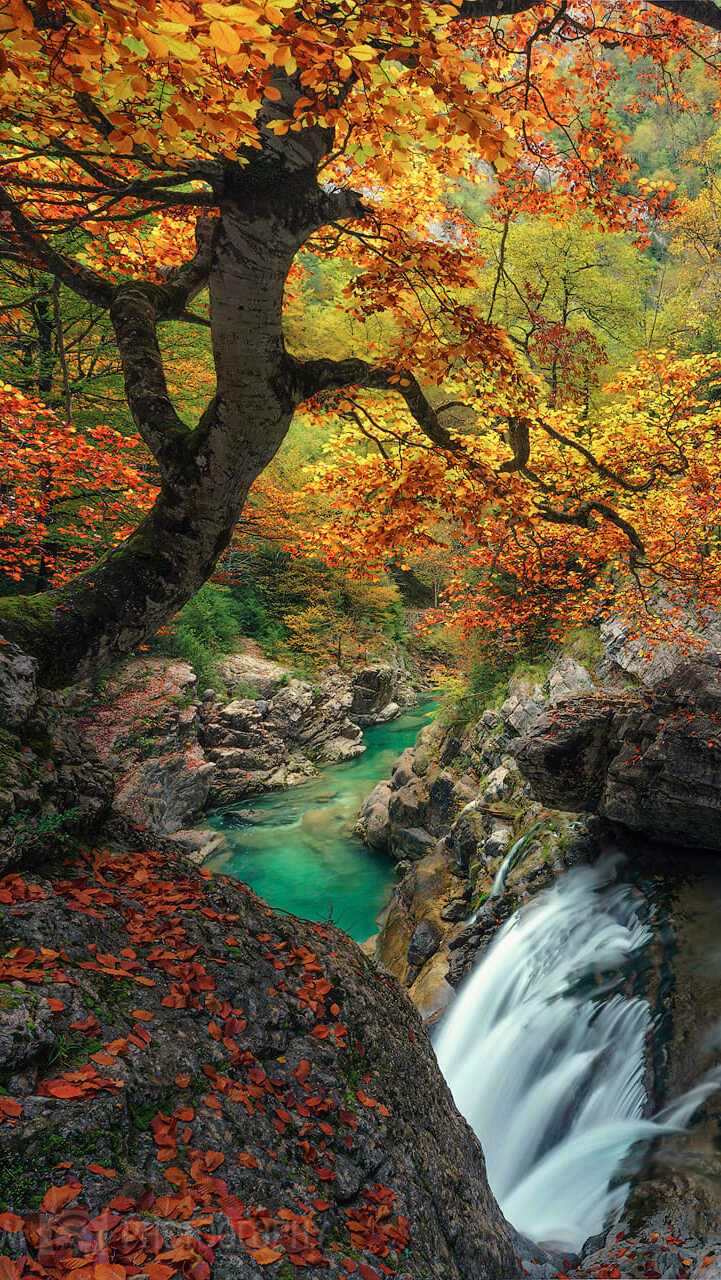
[2, 618, 714, 1278]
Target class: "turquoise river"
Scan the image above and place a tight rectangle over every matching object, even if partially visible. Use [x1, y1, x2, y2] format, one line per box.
[206, 699, 437, 941]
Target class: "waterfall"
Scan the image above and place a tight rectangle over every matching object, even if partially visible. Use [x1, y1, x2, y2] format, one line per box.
[489, 819, 545, 899]
[434, 859, 721, 1253]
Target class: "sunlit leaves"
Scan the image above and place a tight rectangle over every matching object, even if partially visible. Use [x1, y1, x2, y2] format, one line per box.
[0, 384, 156, 585]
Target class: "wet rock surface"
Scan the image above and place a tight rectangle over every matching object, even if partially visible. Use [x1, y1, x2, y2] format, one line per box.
[514, 653, 721, 850]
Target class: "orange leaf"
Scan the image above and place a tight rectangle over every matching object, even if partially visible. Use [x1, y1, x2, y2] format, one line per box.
[252, 1246, 283, 1265]
[237, 1152, 258, 1168]
[0, 1259, 25, 1280]
[40, 1182, 81, 1213]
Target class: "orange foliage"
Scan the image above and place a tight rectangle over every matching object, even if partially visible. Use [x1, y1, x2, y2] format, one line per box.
[0, 385, 156, 584]
[302, 351, 721, 655]
[1, 0, 721, 655]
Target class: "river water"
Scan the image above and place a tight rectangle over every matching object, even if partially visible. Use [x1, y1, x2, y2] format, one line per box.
[206, 699, 437, 940]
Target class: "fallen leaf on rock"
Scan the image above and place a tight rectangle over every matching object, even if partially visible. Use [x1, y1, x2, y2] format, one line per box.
[40, 1181, 81, 1212]
[252, 1245, 283, 1265]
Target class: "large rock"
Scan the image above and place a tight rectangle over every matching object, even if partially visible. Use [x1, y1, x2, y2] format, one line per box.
[351, 664, 400, 724]
[0, 643, 37, 728]
[0, 826, 519, 1280]
[393, 826, 438, 860]
[547, 654, 594, 705]
[356, 780, 392, 850]
[199, 671, 366, 802]
[601, 607, 721, 687]
[114, 750, 216, 833]
[513, 654, 721, 850]
[215, 648, 292, 698]
[0, 652, 112, 871]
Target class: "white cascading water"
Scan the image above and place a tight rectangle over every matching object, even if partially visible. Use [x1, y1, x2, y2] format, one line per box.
[434, 859, 721, 1253]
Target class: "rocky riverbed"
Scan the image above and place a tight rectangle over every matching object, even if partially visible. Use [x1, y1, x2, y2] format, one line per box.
[68, 646, 418, 856]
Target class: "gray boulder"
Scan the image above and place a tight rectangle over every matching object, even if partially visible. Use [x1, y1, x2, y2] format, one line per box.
[350, 664, 398, 724]
[357, 781, 392, 850]
[393, 826, 438, 861]
[407, 919, 442, 972]
[513, 653, 721, 850]
[0, 644, 37, 728]
[547, 655, 594, 705]
[114, 753, 216, 834]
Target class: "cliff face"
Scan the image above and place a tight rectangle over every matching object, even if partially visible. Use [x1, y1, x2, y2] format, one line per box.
[0, 649, 518, 1280]
[513, 654, 721, 851]
[357, 657, 599, 1018]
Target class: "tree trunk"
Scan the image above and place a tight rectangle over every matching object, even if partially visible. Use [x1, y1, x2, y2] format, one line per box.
[0, 195, 310, 687]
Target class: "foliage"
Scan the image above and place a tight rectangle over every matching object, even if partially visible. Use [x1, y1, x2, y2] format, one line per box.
[0, 383, 155, 588]
[2, 1, 721, 681]
[151, 584, 247, 687]
[303, 350, 721, 661]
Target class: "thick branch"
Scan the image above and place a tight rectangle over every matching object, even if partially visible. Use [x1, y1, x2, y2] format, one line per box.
[289, 355, 463, 454]
[110, 286, 194, 478]
[0, 185, 113, 308]
[498, 417, 531, 472]
[162, 215, 217, 308]
[647, 0, 721, 33]
[536, 499, 646, 555]
[453, 0, 542, 14]
[452, 0, 721, 32]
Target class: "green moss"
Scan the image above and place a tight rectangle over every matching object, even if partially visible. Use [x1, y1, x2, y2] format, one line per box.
[563, 625, 603, 667]
[0, 1125, 125, 1211]
[48, 1034, 104, 1071]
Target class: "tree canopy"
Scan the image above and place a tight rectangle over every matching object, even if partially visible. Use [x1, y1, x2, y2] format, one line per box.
[2, 0, 721, 682]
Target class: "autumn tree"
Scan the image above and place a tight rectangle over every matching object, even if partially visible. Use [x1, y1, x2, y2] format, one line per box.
[304, 351, 721, 658]
[2, 0, 721, 686]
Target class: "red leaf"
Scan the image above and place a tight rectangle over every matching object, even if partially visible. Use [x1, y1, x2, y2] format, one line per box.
[40, 1182, 81, 1213]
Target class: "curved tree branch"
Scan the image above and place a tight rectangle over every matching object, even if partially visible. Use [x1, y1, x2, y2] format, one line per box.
[647, 1, 721, 33]
[0, 184, 113, 308]
[536, 499, 646, 554]
[288, 354, 464, 454]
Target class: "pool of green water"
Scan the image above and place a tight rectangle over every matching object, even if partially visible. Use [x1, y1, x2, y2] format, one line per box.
[206, 699, 437, 941]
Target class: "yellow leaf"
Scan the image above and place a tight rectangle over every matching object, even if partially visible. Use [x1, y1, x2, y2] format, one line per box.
[348, 44, 376, 61]
[210, 19, 241, 54]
